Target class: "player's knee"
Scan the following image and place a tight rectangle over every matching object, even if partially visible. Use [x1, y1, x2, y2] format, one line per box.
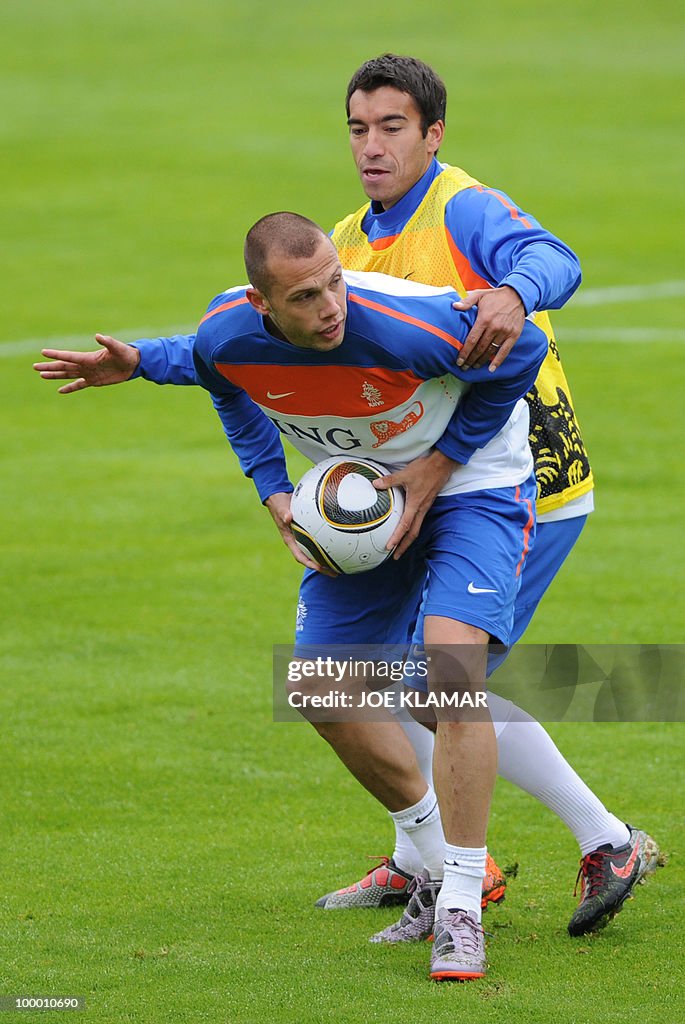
[284, 669, 323, 722]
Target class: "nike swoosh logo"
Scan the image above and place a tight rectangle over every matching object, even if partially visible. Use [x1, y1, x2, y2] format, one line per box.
[467, 582, 498, 594]
[610, 840, 641, 880]
[266, 391, 296, 400]
[414, 800, 438, 825]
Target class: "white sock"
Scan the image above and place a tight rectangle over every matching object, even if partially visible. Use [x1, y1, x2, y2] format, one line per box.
[390, 713, 436, 874]
[390, 821, 424, 876]
[436, 844, 486, 922]
[496, 707, 630, 855]
[389, 786, 445, 880]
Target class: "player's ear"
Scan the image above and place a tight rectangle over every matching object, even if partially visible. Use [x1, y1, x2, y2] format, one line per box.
[426, 119, 444, 154]
[247, 286, 270, 316]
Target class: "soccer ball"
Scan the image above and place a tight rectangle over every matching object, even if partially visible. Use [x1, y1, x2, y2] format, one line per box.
[290, 457, 405, 574]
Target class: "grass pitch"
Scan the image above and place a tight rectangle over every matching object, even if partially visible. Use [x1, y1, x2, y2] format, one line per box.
[2, 0, 684, 1020]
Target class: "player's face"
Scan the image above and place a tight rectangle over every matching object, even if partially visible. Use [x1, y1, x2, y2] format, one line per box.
[347, 87, 444, 210]
[252, 238, 347, 351]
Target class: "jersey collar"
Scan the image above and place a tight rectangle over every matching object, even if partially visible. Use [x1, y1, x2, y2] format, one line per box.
[365, 158, 443, 235]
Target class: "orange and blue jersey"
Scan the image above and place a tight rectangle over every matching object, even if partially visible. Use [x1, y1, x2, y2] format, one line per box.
[132, 160, 591, 516]
[187, 271, 547, 503]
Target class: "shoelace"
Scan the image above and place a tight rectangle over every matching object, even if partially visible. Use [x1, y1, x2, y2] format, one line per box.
[438, 910, 484, 955]
[406, 873, 429, 898]
[574, 851, 611, 898]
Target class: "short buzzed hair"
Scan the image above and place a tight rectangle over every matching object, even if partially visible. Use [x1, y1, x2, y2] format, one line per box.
[346, 54, 447, 136]
[244, 212, 329, 293]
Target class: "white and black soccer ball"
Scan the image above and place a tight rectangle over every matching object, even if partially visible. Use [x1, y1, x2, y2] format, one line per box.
[290, 457, 405, 574]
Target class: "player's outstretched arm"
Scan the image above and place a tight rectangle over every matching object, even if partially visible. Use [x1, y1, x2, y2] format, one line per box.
[265, 492, 337, 576]
[33, 334, 140, 394]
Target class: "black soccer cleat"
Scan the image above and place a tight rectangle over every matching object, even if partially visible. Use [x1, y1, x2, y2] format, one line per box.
[567, 826, 661, 937]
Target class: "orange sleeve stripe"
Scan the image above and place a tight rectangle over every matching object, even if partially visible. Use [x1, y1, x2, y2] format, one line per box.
[348, 292, 463, 352]
[445, 229, 492, 293]
[200, 296, 249, 325]
[474, 185, 533, 229]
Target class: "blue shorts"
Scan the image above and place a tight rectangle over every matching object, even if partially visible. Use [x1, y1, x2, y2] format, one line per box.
[294, 477, 536, 652]
[408, 513, 588, 687]
[509, 515, 587, 644]
[484, 514, 587, 674]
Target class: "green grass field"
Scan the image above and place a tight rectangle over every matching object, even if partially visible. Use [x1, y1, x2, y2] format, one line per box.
[2, 1, 684, 1021]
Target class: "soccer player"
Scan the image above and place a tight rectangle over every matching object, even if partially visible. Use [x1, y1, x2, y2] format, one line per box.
[183, 211, 550, 979]
[34, 56, 660, 942]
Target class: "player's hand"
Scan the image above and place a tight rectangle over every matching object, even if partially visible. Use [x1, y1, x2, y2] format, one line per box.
[33, 334, 141, 394]
[373, 449, 459, 559]
[453, 286, 525, 371]
[265, 492, 337, 576]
